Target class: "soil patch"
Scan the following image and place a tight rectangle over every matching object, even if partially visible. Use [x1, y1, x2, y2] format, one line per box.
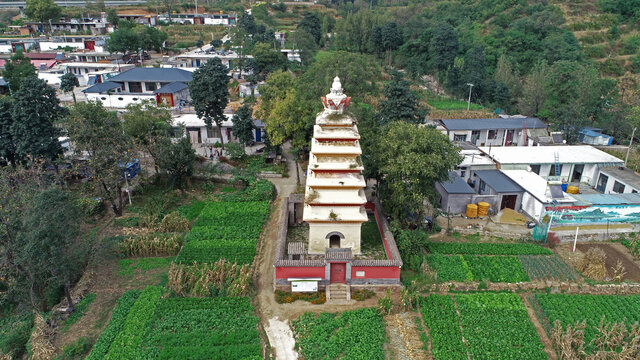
[385, 312, 428, 360]
[576, 243, 640, 282]
[520, 294, 557, 360]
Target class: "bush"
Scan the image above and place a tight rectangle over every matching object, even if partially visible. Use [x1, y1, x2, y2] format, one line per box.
[157, 211, 190, 232]
[621, 36, 640, 55]
[352, 289, 375, 301]
[113, 216, 139, 227]
[56, 337, 92, 360]
[0, 312, 34, 359]
[226, 142, 246, 160]
[632, 54, 640, 73]
[275, 290, 326, 304]
[600, 58, 625, 76]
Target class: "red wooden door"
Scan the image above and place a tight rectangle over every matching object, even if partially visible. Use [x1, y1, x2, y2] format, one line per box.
[330, 263, 346, 284]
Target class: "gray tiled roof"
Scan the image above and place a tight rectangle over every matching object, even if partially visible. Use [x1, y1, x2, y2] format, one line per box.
[440, 171, 475, 194]
[107, 68, 193, 83]
[325, 248, 352, 261]
[287, 242, 306, 255]
[153, 81, 188, 94]
[475, 170, 524, 193]
[82, 81, 121, 93]
[441, 117, 546, 131]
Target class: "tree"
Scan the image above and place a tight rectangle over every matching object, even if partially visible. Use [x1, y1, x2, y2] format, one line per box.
[15, 188, 86, 311]
[160, 0, 177, 23]
[155, 135, 196, 190]
[378, 71, 426, 125]
[297, 12, 322, 44]
[231, 105, 255, 147]
[24, 0, 61, 31]
[107, 28, 139, 53]
[237, 11, 256, 35]
[518, 61, 548, 116]
[64, 101, 133, 216]
[106, 8, 119, 27]
[122, 100, 173, 173]
[252, 42, 286, 75]
[461, 45, 487, 101]
[381, 22, 403, 65]
[60, 72, 79, 103]
[263, 88, 314, 149]
[136, 26, 167, 52]
[11, 77, 65, 161]
[256, 70, 295, 122]
[430, 23, 458, 72]
[188, 58, 230, 148]
[288, 29, 318, 66]
[377, 122, 462, 221]
[0, 98, 16, 166]
[3, 51, 36, 93]
[210, 39, 222, 48]
[494, 55, 521, 112]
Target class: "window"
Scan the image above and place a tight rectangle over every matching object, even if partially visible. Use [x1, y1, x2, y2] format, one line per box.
[460, 169, 466, 178]
[479, 180, 486, 192]
[128, 82, 142, 93]
[453, 134, 467, 142]
[488, 130, 497, 139]
[596, 174, 608, 193]
[145, 82, 157, 92]
[613, 181, 626, 193]
[100, 97, 106, 100]
[207, 126, 222, 139]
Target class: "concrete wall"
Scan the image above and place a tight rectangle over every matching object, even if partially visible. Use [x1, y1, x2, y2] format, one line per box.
[308, 222, 361, 255]
[598, 173, 640, 194]
[521, 192, 544, 220]
[86, 93, 155, 108]
[448, 128, 527, 146]
[40, 41, 84, 51]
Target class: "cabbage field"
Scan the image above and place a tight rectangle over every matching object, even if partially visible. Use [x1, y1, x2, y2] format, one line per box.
[420, 293, 547, 360]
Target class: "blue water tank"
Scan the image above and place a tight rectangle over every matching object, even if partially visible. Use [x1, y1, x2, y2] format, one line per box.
[561, 184, 568, 192]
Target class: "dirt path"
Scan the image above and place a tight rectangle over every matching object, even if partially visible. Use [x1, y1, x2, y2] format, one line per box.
[385, 312, 428, 360]
[520, 294, 557, 360]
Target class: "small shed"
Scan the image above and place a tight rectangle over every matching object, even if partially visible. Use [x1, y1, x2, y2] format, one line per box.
[436, 171, 476, 214]
[579, 128, 613, 146]
[287, 242, 306, 261]
[474, 170, 524, 212]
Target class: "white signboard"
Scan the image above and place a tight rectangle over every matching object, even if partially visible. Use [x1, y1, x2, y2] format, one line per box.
[291, 280, 318, 293]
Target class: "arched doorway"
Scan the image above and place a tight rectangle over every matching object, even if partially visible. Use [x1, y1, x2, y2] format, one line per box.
[326, 231, 345, 249]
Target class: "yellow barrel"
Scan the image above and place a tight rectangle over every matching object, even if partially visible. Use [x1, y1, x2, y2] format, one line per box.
[566, 186, 579, 194]
[477, 202, 490, 217]
[466, 204, 478, 218]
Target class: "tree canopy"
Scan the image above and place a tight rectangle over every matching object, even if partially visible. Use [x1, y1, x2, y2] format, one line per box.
[378, 71, 426, 125]
[231, 105, 255, 147]
[189, 58, 230, 147]
[3, 51, 36, 93]
[24, 0, 61, 29]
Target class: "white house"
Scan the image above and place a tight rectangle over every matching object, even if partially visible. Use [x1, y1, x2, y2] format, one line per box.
[439, 117, 548, 147]
[501, 170, 576, 220]
[480, 145, 624, 186]
[83, 67, 192, 108]
[40, 36, 107, 52]
[63, 62, 133, 86]
[0, 38, 38, 53]
[595, 167, 640, 194]
[174, 46, 252, 69]
[172, 113, 265, 147]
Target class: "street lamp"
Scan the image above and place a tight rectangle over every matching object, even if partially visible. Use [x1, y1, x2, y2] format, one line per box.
[466, 83, 474, 111]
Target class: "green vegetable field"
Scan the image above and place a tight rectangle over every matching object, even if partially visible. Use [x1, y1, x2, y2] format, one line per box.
[420, 294, 546, 360]
[426, 242, 552, 255]
[292, 308, 386, 360]
[534, 294, 640, 349]
[87, 287, 262, 360]
[176, 200, 270, 264]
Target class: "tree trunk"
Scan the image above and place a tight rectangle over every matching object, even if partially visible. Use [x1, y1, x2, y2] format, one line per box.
[72, 92, 77, 104]
[65, 281, 75, 312]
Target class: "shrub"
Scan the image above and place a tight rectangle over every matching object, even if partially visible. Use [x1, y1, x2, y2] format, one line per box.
[621, 36, 640, 55]
[352, 289, 376, 301]
[0, 312, 34, 359]
[113, 216, 139, 227]
[599, 58, 625, 76]
[226, 142, 246, 160]
[275, 290, 326, 304]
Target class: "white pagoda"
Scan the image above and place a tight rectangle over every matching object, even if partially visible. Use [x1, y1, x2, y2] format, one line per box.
[303, 77, 368, 255]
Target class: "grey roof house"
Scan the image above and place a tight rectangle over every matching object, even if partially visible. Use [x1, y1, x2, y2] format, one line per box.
[439, 117, 548, 147]
[473, 170, 525, 212]
[83, 68, 193, 109]
[436, 171, 476, 214]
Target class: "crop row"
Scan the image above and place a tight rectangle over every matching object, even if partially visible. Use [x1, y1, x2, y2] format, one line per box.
[175, 200, 269, 264]
[535, 294, 640, 349]
[420, 294, 546, 360]
[426, 242, 552, 255]
[104, 286, 163, 359]
[86, 290, 141, 360]
[423, 254, 530, 283]
[292, 308, 386, 360]
[519, 255, 582, 281]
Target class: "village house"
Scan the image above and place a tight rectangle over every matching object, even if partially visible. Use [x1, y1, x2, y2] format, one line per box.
[0, 38, 38, 53]
[595, 167, 640, 194]
[173, 47, 252, 70]
[162, 12, 237, 25]
[579, 127, 614, 146]
[39, 35, 107, 52]
[454, 142, 497, 181]
[438, 117, 548, 147]
[479, 145, 624, 187]
[472, 170, 525, 212]
[83, 67, 192, 108]
[436, 171, 476, 214]
[26, 13, 112, 35]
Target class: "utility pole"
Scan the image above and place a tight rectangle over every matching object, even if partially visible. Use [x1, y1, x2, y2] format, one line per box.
[626, 127, 637, 167]
[466, 83, 474, 111]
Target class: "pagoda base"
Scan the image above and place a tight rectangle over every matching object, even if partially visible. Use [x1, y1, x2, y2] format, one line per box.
[308, 222, 362, 255]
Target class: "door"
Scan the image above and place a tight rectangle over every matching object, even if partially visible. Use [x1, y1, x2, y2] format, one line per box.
[330, 263, 346, 284]
[255, 129, 262, 142]
[84, 40, 95, 51]
[571, 164, 584, 183]
[500, 195, 517, 210]
[471, 130, 480, 144]
[505, 130, 514, 145]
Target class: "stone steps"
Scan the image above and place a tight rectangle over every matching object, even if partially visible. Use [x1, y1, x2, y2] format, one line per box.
[327, 283, 351, 301]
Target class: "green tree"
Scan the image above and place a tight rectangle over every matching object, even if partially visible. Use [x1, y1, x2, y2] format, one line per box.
[297, 12, 322, 44]
[15, 188, 86, 311]
[64, 101, 133, 216]
[381, 22, 402, 65]
[378, 71, 426, 125]
[122, 100, 173, 173]
[155, 135, 196, 190]
[3, 51, 37, 93]
[430, 23, 458, 72]
[11, 77, 65, 161]
[263, 88, 314, 149]
[188, 58, 230, 148]
[107, 27, 139, 53]
[24, 0, 61, 31]
[136, 26, 167, 52]
[377, 122, 462, 221]
[106, 8, 119, 26]
[60, 72, 79, 103]
[0, 98, 16, 166]
[231, 105, 255, 147]
[237, 11, 256, 35]
[288, 29, 318, 66]
[517, 61, 548, 116]
[256, 70, 295, 122]
[252, 42, 286, 75]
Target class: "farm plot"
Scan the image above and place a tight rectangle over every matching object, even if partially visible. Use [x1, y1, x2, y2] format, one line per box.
[175, 201, 270, 264]
[534, 294, 640, 348]
[519, 255, 582, 281]
[423, 254, 529, 283]
[87, 287, 262, 360]
[420, 294, 546, 360]
[292, 308, 386, 360]
[426, 242, 552, 255]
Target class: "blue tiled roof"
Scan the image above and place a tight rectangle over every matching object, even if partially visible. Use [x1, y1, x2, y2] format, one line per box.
[441, 117, 546, 131]
[440, 172, 475, 194]
[475, 170, 524, 193]
[82, 81, 121, 93]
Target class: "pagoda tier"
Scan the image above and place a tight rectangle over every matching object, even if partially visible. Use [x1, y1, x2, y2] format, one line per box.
[304, 77, 368, 255]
